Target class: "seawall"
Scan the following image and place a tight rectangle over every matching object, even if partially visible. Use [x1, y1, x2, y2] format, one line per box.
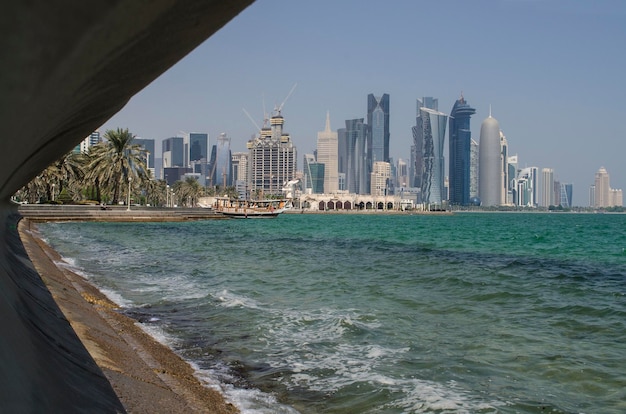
[0, 202, 125, 412]
[16, 213, 238, 413]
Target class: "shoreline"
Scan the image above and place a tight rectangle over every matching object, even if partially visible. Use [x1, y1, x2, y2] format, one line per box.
[18, 218, 239, 413]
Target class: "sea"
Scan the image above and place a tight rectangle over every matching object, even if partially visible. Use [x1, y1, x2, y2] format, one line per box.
[37, 212, 625, 414]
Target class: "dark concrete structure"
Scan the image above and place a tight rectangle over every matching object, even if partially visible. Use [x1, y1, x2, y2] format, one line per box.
[1, 1, 253, 411]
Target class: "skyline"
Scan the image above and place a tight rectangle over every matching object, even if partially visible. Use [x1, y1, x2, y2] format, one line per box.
[99, 0, 626, 207]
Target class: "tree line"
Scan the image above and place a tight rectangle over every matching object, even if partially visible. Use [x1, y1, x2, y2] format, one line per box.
[14, 128, 237, 207]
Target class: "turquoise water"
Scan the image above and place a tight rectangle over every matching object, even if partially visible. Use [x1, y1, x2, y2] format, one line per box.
[38, 213, 626, 413]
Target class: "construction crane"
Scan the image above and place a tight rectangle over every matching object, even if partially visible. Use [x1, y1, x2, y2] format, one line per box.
[242, 107, 261, 132]
[274, 83, 297, 116]
[243, 84, 297, 134]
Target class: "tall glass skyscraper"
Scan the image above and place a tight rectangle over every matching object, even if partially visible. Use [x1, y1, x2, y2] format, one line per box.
[214, 133, 231, 187]
[344, 118, 369, 194]
[412, 97, 438, 190]
[448, 96, 476, 205]
[162, 137, 184, 168]
[189, 133, 207, 163]
[418, 107, 448, 207]
[367, 94, 390, 164]
[563, 183, 573, 207]
[303, 153, 324, 194]
[188, 133, 208, 175]
[133, 138, 155, 176]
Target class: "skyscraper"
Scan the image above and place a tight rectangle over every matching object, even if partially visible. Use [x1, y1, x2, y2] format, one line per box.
[247, 110, 297, 196]
[337, 127, 347, 179]
[189, 133, 207, 162]
[162, 137, 184, 168]
[507, 155, 518, 202]
[189, 132, 208, 175]
[344, 118, 369, 194]
[231, 152, 248, 182]
[303, 153, 324, 194]
[594, 167, 610, 207]
[412, 97, 438, 190]
[367, 93, 390, 163]
[589, 185, 596, 207]
[133, 138, 155, 176]
[317, 112, 338, 194]
[371, 161, 391, 196]
[470, 139, 479, 199]
[610, 188, 623, 207]
[418, 107, 448, 207]
[448, 95, 476, 205]
[541, 168, 554, 207]
[78, 130, 101, 154]
[231, 152, 248, 198]
[214, 133, 231, 187]
[500, 131, 509, 205]
[562, 183, 573, 208]
[478, 112, 502, 206]
[396, 158, 409, 188]
[516, 167, 538, 207]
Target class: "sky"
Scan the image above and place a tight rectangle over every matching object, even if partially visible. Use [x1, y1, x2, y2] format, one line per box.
[100, 0, 626, 207]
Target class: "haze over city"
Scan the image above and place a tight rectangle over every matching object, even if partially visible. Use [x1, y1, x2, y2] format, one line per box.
[100, 0, 626, 207]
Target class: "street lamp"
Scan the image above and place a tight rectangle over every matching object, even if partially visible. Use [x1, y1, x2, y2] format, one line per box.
[127, 176, 132, 211]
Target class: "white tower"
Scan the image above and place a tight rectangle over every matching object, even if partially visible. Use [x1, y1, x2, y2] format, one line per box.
[541, 168, 554, 207]
[594, 167, 610, 207]
[478, 109, 502, 206]
[317, 111, 339, 194]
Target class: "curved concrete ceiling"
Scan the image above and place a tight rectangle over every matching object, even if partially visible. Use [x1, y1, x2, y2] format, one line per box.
[0, 1, 253, 411]
[0, 0, 254, 200]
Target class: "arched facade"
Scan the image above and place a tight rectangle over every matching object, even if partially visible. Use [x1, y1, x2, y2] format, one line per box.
[300, 193, 405, 212]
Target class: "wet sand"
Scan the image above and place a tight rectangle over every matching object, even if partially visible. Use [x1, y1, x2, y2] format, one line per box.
[18, 219, 239, 414]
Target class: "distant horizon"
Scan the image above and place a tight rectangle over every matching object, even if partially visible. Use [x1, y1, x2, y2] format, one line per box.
[100, 0, 626, 207]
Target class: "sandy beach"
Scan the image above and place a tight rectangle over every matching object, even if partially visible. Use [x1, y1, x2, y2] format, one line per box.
[18, 218, 239, 414]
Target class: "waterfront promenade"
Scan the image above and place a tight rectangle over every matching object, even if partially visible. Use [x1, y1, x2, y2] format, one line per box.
[18, 204, 226, 222]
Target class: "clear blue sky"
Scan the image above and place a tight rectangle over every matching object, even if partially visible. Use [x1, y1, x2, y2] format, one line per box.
[100, 0, 626, 206]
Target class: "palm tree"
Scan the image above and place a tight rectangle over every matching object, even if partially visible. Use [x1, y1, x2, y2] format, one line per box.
[145, 178, 167, 207]
[223, 186, 239, 200]
[18, 150, 86, 203]
[55, 151, 86, 202]
[38, 164, 64, 202]
[87, 128, 148, 204]
[173, 177, 203, 207]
